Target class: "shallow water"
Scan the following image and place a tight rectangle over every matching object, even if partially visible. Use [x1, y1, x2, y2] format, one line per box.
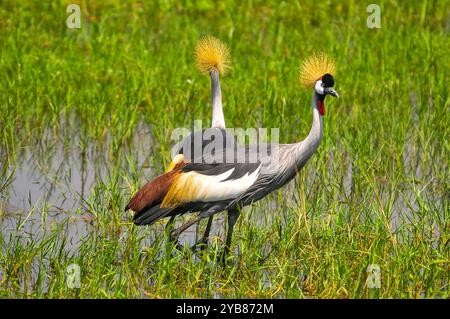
[0, 119, 152, 248]
[0, 116, 447, 254]
[0, 124, 447, 298]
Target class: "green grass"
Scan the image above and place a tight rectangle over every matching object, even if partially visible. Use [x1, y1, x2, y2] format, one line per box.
[0, 0, 449, 298]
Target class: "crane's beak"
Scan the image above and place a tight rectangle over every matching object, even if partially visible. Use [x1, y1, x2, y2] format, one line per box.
[326, 88, 339, 98]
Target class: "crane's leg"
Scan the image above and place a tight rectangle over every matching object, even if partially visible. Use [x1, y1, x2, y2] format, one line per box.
[165, 215, 176, 231]
[222, 208, 240, 259]
[165, 215, 184, 251]
[170, 211, 212, 244]
[195, 209, 230, 250]
[202, 216, 214, 241]
[192, 215, 214, 251]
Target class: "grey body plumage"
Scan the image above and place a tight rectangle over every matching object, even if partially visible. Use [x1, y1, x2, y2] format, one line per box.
[135, 91, 327, 226]
[128, 52, 339, 256]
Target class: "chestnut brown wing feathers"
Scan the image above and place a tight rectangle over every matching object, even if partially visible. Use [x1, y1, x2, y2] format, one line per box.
[125, 170, 178, 213]
[125, 161, 187, 214]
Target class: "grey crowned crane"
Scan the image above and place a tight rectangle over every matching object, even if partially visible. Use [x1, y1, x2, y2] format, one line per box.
[140, 36, 235, 248]
[125, 53, 338, 255]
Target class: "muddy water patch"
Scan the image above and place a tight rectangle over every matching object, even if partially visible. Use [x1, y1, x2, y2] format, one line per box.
[0, 120, 157, 249]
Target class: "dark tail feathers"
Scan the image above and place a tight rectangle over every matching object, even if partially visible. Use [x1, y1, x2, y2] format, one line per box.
[132, 205, 173, 226]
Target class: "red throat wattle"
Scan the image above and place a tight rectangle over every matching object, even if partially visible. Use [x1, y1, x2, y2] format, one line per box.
[317, 99, 325, 116]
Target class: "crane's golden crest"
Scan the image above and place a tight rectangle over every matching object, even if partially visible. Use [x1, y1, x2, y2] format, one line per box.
[299, 53, 336, 88]
[195, 36, 231, 75]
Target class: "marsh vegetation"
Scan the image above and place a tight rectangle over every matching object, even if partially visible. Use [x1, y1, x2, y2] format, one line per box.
[0, 1, 448, 298]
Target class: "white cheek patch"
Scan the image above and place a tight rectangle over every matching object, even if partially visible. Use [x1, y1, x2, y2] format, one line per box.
[315, 80, 324, 95]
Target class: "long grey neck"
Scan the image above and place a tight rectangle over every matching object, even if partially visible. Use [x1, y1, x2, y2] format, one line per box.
[210, 70, 225, 129]
[292, 91, 324, 167]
